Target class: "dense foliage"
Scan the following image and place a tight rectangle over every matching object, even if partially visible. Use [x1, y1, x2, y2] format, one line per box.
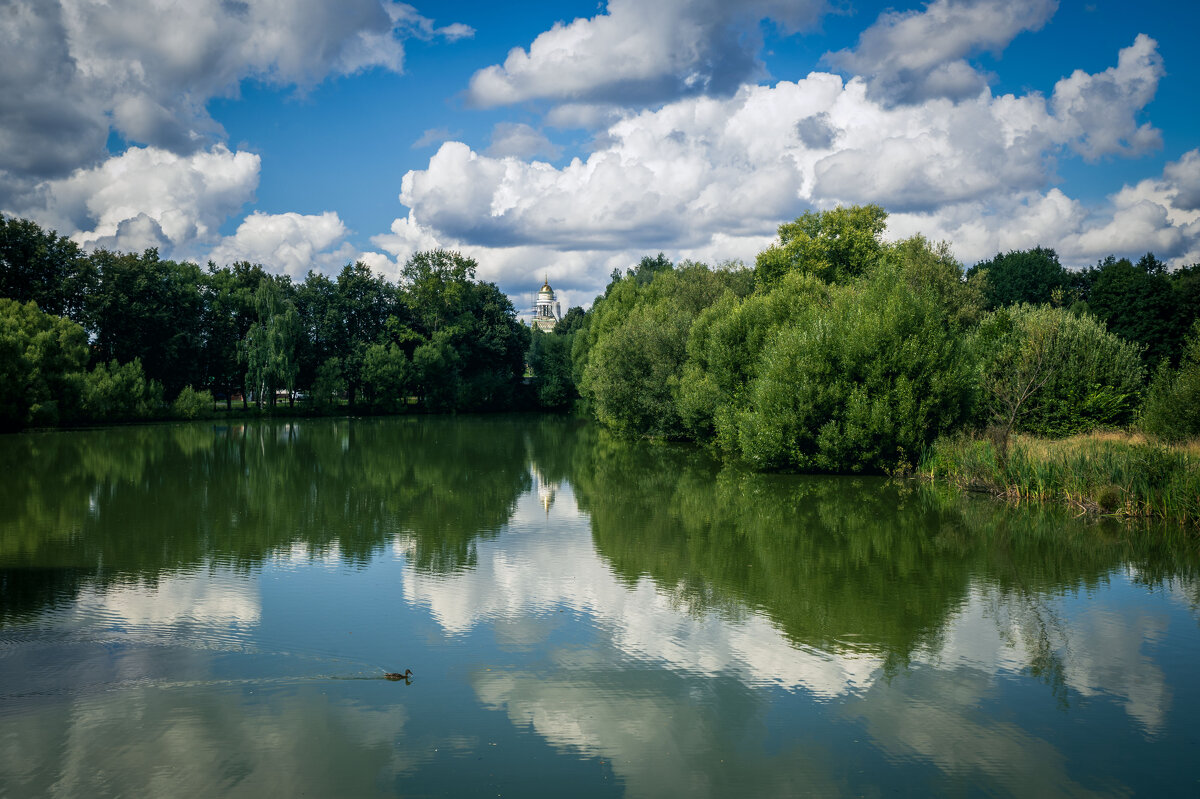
[972, 304, 1145, 439]
[5, 205, 1200, 480]
[0, 215, 528, 428]
[567, 207, 1200, 474]
[0, 299, 89, 428]
[1141, 321, 1200, 441]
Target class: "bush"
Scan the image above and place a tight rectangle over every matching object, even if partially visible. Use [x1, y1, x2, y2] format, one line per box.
[972, 304, 1145, 438]
[171, 386, 214, 419]
[81, 358, 163, 422]
[578, 263, 752, 437]
[729, 261, 976, 473]
[0, 298, 89, 428]
[1140, 321, 1200, 441]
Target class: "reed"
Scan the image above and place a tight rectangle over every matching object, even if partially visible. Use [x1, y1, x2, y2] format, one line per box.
[920, 431, 1200, 526]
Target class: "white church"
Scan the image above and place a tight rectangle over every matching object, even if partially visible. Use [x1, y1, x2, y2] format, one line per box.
[531, 277, 562, 332]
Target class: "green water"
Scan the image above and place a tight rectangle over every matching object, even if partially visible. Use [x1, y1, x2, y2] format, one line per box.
[1, 416, 1198, 797]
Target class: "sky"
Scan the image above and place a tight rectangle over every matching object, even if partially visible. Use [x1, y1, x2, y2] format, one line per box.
[3, 0, 1200, 316]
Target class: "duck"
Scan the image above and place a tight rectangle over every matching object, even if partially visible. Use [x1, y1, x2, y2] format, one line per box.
[384, 669, 413, 681]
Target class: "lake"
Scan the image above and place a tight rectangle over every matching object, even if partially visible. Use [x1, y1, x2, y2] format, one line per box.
[1, 415, 1198, 797]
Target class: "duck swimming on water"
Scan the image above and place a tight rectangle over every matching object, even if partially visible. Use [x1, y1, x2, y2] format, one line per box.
[384, 669, 412, 682]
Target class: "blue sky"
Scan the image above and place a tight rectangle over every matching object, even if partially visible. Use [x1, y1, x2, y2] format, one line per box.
[4, 0, 1199, 314]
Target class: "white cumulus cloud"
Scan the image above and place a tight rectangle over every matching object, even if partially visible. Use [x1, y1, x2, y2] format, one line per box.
[465, 0, 829, 110]
[8, 145, 260, 253]
[392, 35, 1194, 301]
[825, 0, 1058, 105]
[0, 0, 471, 207]
[208, 211, 360, 277]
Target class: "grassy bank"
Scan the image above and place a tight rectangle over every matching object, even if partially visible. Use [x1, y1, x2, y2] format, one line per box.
[921, 431, 1200, 526]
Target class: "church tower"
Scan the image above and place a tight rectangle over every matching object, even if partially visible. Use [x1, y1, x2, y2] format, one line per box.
[532, 276, 561, 332]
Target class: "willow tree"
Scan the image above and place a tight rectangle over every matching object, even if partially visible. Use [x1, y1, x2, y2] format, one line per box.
[241, 278, 300, 408]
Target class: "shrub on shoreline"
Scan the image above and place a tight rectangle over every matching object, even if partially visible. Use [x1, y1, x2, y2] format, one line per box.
[921, 431, 1200, 525]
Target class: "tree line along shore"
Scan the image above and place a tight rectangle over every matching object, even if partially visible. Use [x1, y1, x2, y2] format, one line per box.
[3, 208, 1199, 524]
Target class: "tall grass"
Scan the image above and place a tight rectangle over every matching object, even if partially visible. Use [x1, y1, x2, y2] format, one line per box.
[921, 431, 1200, 526]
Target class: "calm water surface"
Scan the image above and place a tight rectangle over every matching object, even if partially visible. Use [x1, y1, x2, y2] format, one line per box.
[1, 416, 1198, 797]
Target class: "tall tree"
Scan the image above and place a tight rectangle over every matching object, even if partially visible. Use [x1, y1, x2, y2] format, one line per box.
[201, 261, 269, 408]
[334, 262, 397, 405]
[1082, 253, 1183, 366]
[241, 277, 300, 408]
[89, 249, 205, 398]
[0, 299, 89, 428]
[966, 246, 1068, 310]
[0, 216, 96, 326]
[754, 205, 887, 288]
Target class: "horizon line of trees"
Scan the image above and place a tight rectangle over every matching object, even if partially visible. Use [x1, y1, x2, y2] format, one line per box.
[5, 210, 1200, 459]
[0, 215, 528, 429]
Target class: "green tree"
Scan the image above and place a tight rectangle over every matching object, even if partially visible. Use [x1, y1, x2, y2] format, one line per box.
[578, 263, 753, 437]
[553, 305, 587, 335]
[294, 270, 341, 399]
[0, 215, 96, 325]
[89, 248, 205, 398]
[967, 247, 1068, 310]
[1140, 320, 1200, 441]
[334, 262, 398, 405]
[754, 204, 887, 288]
[528, 326, 577, 409]
[81, 358, 163, 422]
[201, 261, 268, 409]
[0, 299, 89, 428]
[311, 357, 346, 412]
[402, 250, 476, 335]
[400, 250, 527, 411]
[677, 271, 827, 443]
[361, 342, 414, 412]
[729, 261, 975, 473]
[972, 304, 1145, 448]
[1082, 253, 1183, 366]
[240, 277, 301, 408]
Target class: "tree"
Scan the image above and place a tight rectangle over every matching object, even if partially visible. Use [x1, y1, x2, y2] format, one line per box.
[0, 299, 89, 428]
[972, 304, 1145, 455]
[81, 358, 163, 422]
[578, 263, 753, 437]
[89, 248, 206, 398]
[241, 277, 300, 408]
[311, 357, 346, 412]
[400, 250, 527, 411]
[335, 262, 397, 405]
[402, 250, 475, 335]
[1081, 253, 1183, 366]
[294, 270, 341, 399]
[729, 261, 975, 473]
[553, 306, 587, 335]
[0, 215, 96, 326]
[361, 342, 413, 412]
[528, 326, 576, 409]
[754, 205, 887, 288]
[966, 247, 1068, 310]
[1141, 320, 1200, 441]
[201, 261, 268, 409]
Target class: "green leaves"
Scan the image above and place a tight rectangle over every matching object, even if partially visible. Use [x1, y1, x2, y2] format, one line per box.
[240, 278, 301, 407]
[754, 204, 887, 288]
[0, 298, 89, 428]
[972, 304, 1146, 437]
